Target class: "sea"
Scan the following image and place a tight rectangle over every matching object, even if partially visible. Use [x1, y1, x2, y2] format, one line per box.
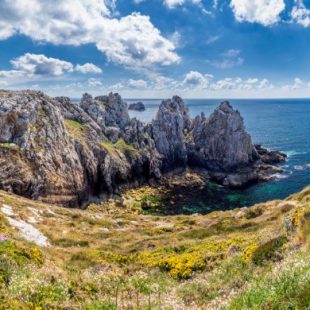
[126, 98, 310, 214]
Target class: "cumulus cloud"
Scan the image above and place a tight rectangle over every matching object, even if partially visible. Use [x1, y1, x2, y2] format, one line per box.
[0, 0, 180, 71]
[183, 71, 213, 88]
[11, 53, 74, 76]
[207, 49, 244, 69]
[128, 79, 148, 89]
[96, 13, 180, 69]
[282, 77, 309, 90]
[163, 0, 201, 9]
[0, 54, 103, 82]
[76, 63, 102, 74]
[230, 0, 285, 26]
[0, 70, 25, 78]
[88, 78, 102, 87]
[210, 77, 274, 91]
[291, 0, 310, 27]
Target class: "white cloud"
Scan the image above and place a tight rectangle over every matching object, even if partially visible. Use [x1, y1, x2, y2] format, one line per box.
[183, 71, 213, 88]
[11, 53, 74, 76]
[230, 0, 285, 26]
[0, 1, 180, 71]
[170, 31, 182, 48]
[164, 0, 185, 8]
[128, 79, 148, 89]
[207, 49, 244, 69]
[0, 70, 25, 78]
[291, 0, 310, 27]
[0, 54, 103, 83]
[75, 63, 102, 74]
[88, 78, 102, 87]
[96, 13, 180, 69]
[210, 77, 274, 91]
[163, 0, 201, 9]
[108, 82, 125, 90]
[206, 35, 220, 45]
[284, 77, 305, 89]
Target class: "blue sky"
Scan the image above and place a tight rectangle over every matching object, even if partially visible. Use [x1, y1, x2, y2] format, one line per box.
[0, 0, 310, 98]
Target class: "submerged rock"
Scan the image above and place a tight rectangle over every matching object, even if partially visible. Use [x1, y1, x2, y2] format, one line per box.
[0, 90, 286, 206]
[128, 102, 146, 111]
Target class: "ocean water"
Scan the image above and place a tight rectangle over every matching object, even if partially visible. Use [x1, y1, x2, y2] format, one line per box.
[127, 98, 310, 214]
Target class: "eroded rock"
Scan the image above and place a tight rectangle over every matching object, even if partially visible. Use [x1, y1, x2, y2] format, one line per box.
[0, 90, 286, 206]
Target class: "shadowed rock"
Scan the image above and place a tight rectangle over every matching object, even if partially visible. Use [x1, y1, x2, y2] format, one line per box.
[128, 102, 146, 111]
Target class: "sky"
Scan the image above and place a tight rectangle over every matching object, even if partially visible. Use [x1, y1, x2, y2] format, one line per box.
[0, 0, 310, 99]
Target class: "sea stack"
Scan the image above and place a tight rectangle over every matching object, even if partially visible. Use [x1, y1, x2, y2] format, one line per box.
[128, 102, 146, 111]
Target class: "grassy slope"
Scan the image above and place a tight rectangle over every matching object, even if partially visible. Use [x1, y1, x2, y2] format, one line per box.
[0, 185, 309, 309]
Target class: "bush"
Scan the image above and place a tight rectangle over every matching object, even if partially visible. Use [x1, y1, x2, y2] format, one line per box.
[0, 240, 43, 267]
[245, 207, 263, 219]
[242, 236, 287, 265]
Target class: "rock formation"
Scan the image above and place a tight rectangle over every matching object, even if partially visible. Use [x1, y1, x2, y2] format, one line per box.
[188, 101, 259, 170]
[128, 102, 146, 111]
[152, 96, 191, 169]
[0, 89, 286, 206]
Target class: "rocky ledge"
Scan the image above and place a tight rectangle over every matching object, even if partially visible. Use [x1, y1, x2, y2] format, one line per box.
[0, 90, 286, 206]
[128, 101, 146, 111]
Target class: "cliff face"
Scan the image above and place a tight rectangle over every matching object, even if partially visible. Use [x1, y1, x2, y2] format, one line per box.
[189, 101, 259, 171]
[0, 90, 285, 206]
[152, 96, 191, 169]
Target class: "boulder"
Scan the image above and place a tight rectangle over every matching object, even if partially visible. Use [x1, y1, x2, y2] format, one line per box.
[128, 102, 146, 111]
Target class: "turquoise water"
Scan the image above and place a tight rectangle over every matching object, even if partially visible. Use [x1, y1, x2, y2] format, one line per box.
[127, 98, 310, 214]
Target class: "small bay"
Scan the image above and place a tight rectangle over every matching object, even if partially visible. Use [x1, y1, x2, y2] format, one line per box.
[128, 98, 310, 214]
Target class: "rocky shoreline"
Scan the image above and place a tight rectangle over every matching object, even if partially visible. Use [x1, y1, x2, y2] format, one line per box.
[0, 90, 286, 207]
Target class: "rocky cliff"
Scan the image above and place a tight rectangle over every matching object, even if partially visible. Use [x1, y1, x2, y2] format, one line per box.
[0, 90, 286, 206]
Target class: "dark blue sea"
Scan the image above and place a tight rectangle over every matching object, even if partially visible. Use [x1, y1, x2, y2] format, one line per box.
[127, 98, 310, 214]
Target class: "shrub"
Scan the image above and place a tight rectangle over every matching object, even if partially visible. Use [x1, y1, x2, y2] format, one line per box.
[244, 207, 263, 219]
[242, 236, 287, 265]
[0, 240, 43, 267]
[298, 211, 310, 245]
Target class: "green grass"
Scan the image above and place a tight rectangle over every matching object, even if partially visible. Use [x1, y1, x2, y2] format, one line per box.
[100, 138, 137, 154]
[229, 253, 310, 310]
[0, 186, 310, 309]
[64, 119, 88, 139]
[0, 142, 20, 151]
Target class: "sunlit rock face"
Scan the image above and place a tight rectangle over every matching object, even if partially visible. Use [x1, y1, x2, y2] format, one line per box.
[152, 96, 191, 170]
[189, 101, 259, 171]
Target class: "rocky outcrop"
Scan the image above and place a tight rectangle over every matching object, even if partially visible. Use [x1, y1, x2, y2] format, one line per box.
[188, 101, 259, 171]
[128, 102, 146, 111]
[0, 89, 286, 206]
[0, 90, 162, 206]
[186, 101, 286, 187]
[152, 96, 191, 169]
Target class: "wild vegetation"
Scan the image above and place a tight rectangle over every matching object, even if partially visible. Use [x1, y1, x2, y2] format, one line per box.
[0, 184, 309, 309]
